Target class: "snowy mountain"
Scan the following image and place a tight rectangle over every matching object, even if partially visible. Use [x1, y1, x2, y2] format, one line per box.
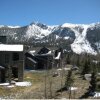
[0, 22, 100, 55]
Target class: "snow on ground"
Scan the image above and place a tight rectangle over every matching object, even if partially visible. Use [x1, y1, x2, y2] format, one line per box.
[69, 87, 78, 91]
[0, 81, 32, 87]
[57, 68, 71, 71]
[15, 82, 32, 86]
[63, 68, 71, 71]
[94, 92, 100, 97]
[6, 85, 15, 88]
[0, 83, 9, 86]
[57, 68, 62, 71]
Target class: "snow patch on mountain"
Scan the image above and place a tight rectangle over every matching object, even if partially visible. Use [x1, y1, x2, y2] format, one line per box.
[26, 24, 53, 39]
[7, 26, 21, 28]
[71, 25, 97, 55]
[0, 25, 20, 28]
[0, 22, 100, 55]
[64, 36, 70, 40]
[56, 35, 60, 39]
[95, 42, 100, 52]
[62, 23, 79, 28]
[0, 25, 5, 28]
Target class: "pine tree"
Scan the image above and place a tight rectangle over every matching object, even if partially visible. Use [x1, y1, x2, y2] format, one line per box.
[65, 70, 74, 90]
[90, 72, 97, 93]
[76, 55, 80, 67]
[66, 54, 70, 64]
[81, 58, 91, 75]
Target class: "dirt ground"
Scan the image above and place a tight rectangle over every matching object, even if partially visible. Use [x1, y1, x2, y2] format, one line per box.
[0, 66, 99, 99]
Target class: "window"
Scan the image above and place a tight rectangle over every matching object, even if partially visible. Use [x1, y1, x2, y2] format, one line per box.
[5, 54, 9, 63]
[13, 53, 19, 61]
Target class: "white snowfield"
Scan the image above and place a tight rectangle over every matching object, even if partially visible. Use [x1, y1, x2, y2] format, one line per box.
[62, 23, 80, 28]
[70, 25, 97, 55]
[57, 67, 71, 71]
[0, 44, 23, 51]
[26, 24, 54, 39]
[0, 22, 100, 55]
[0, 82, 32, 87]
[61, 23, 98, 55]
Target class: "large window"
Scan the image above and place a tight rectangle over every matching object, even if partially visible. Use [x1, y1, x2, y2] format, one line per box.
[13, 53, 19, 61]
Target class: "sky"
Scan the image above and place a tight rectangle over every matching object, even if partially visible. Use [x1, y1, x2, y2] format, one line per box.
[0, 0, 100, 26]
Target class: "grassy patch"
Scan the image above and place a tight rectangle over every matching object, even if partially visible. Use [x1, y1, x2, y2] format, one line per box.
[0, 67, 99, 99]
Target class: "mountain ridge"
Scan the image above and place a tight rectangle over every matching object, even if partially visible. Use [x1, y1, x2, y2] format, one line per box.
[0, 22, 100, 55]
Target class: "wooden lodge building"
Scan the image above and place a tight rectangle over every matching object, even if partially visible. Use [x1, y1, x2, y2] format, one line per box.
[0, 44, 24, 83]
[25, 47, 53, 70]
[25, 47, 63, 70]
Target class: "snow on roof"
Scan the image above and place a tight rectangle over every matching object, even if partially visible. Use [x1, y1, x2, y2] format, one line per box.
[55, 52, 61, 60]
[29, 50, 35, 54]
[46, 50, 51, 54]
[0, 66, 5, 69]
[0, 44, 23, 51]
[27, 57, 37, 64]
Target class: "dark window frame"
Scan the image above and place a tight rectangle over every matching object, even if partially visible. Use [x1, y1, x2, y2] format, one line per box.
[13, 53, 19, 61]
[5, 54, 9, 63]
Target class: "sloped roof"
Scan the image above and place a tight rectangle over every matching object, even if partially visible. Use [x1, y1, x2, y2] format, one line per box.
[37, 47, 50, 54]
[0, 44, 23, 51]
[27, 57, 37, 64]
[55, 52, 61, 59]
[0, 66, 5, 69]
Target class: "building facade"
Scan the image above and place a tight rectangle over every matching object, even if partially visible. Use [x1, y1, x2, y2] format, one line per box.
[0, 44, 24, 83]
